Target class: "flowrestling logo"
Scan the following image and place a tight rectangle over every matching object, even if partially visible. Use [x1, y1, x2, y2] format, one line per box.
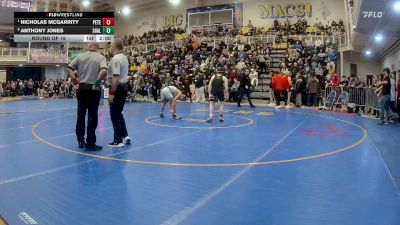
[18, 212, 38, 224]
[362, 11, 383, 18]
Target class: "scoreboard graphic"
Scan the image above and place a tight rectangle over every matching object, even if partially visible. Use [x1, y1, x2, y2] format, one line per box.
[14, 12, 115, 42]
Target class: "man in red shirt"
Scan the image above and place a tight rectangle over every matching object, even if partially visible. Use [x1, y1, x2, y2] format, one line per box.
[331, 73, 341, 87]
[271, 70, 290, 109]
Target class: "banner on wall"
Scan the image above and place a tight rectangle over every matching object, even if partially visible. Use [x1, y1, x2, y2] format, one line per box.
[258, 2, 312, 19]
[162, 14, 184, 27]
[234, 3, 243, 27]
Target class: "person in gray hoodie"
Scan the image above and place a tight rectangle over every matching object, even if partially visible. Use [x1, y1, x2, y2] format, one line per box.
[294, 72, 304, 107]
[306, 74, 320, 108]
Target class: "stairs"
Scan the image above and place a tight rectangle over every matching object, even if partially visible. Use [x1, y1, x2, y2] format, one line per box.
[251, 47, 287, 100]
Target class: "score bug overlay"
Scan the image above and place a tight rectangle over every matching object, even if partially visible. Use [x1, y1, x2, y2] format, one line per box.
[14, 12, 115, 42]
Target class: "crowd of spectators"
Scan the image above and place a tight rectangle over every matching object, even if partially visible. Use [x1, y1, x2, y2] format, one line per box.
[121, 19, 344, 107]
[30, 45, 68, 64]
[3, 18, 397, 122]
[0, 79, 76, 99]
[123, 27, 186, 45]
[271, 18, 345, 36]
[242, 18, 346, 37]
[122, 19, 346, 46]
[124, 36, 274, 104]
[8, 19, 390, 116]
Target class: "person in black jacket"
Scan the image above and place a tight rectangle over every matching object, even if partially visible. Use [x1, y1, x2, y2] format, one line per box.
[194, 71, 206, 103]
[237, 69, 256, 107]
[182, 74, 193, 103]
[151, 74, 161, 102]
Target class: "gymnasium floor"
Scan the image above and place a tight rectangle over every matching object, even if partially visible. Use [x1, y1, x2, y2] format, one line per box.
[0, 99, 399, 225]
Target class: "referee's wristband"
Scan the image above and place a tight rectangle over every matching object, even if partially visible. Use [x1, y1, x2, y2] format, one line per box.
[95, 80, 101, 86]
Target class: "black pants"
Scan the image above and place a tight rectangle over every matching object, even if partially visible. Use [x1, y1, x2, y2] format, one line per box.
[184, 88, 192, 102]
[390, 101, 396, 113]
[152, 86, 159, 102]
[258, 62, 266, 72]
[229, 91, 238, 102]
[397, 100, 400, 121]
[274, 90, 288, 106]
[110, 83, 128, 143]
[237, 88, 254, 106]
[76, 84, 101, 146]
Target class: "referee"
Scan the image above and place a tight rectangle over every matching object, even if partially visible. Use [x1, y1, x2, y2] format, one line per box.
[107, 38, 131, 148]
[67, 43, 107, 151]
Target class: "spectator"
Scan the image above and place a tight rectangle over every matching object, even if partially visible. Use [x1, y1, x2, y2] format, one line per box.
[331, 73, 341, 87]
[390, 71, 397, 113]
[272, 71, 290, 108]
[237, 69, 256, 108]
[294, 72, 304, 107]
[194, 72, 206, 103]
[397, 70, 400, 122]
[378, 68, 398, 124]
[306, 74, 320, 108]
[182, 74, 193, 103]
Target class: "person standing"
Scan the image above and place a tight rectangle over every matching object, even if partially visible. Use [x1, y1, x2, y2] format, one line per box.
[390, 71, 397, 114]
[378, 68, 399, 125]
[67, 43, 107, 150]
[396, 70, 400, 122]
[194, 72, 206, 103]
[271, 71, 290, 109]
[306, 74, 320, 109]
[294, 72, 303, 107]
[207, 67, 229, 122]
[237, 69, 256, 108]
[182, 74, 192, 103]
[152, 73, 161, 102]
[107, 39, 131, 147]
[257, 52, 267, 73]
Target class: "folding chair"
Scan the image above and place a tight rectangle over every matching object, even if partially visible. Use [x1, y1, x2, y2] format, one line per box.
[334, 91, 349, 112]
[324, 91, 337, 110]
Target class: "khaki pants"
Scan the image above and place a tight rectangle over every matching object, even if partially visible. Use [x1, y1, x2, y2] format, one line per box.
[195, 86, 206, 103]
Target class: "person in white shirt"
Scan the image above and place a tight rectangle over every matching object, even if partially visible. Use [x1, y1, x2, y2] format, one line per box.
[236, 59, 246, 70]
[249, 68, 259, 90]
[249, 68, 258, 80]
[107, 38, 131, 148]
